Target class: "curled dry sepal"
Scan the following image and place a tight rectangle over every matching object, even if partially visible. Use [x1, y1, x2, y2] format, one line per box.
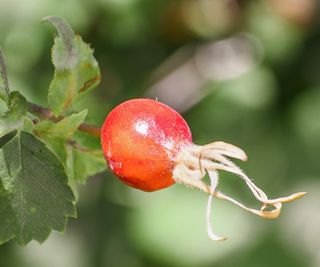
[0, 16, 105, 245]
[101, 99, 306, 241]
[173, 141, 306, 240]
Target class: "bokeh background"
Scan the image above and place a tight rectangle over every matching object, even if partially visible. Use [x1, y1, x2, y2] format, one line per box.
[0, 0, 319, 266]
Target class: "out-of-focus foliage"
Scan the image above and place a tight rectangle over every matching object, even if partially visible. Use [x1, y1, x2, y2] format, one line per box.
[0, 0, 319, 266]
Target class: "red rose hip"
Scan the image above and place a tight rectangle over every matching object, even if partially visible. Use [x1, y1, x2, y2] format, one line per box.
[101, 98, 192, 191]
[101, 98, 306, 241]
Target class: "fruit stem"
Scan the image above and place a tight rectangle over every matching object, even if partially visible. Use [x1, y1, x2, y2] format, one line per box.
[27, 102, 101, 137]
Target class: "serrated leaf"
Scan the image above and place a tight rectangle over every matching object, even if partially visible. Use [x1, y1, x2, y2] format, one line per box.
[36, 136, 67, 166]
[33, 110, 87, 139]
[33, 131, 105, 185]
[43, 16, 76, 69]
[67, 131, 106, 183]
[44, 17, 100, 115]
[6, 92, 27, 119]
[0, 131, 75, 245]
[67, 147, 106, 184]
[53, 110, 87, 138]
[0, 92, 27, 137]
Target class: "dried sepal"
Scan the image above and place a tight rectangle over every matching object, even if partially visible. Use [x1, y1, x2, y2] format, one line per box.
[206, 170, 227, 241]
[172, 141, 306, 240]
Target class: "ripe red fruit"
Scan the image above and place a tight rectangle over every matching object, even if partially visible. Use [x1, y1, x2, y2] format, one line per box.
[101, 98, 306, 241]
[101, 98, 192, 191]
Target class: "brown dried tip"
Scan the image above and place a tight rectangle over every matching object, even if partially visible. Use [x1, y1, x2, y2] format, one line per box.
[172, 141, 307, 241]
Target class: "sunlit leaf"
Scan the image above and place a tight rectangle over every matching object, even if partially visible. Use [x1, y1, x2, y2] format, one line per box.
[44, 16, 100, 116]
[33, 110, 87, 139]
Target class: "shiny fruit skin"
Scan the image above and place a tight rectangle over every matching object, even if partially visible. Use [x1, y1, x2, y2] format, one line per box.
[101, 99, 192, 191]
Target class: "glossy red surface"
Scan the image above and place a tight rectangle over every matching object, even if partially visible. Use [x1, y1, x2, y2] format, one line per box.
[101, 99, 192, 191]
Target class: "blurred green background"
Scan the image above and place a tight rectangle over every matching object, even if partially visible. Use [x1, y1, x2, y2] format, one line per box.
[0, 0, 319, 266]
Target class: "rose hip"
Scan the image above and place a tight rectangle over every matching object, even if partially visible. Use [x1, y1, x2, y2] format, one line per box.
[101, 98, 306, 240]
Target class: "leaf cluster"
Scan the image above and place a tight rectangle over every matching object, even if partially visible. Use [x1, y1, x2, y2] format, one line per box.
[0, 16, 105, 245]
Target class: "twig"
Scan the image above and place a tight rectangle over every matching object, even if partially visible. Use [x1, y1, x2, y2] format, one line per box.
[27, 102, 101, 137]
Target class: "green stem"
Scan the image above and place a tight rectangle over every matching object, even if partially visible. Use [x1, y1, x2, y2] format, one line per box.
[0, 48, 10, 103]
[27, 102, 101, 137]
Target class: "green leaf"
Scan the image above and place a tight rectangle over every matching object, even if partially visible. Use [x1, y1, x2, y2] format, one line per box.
[44, 16, 100, 116]
[67, 146, 106, 184]
[66, 131, 106, 183]
[0, 48, 10, 104]
[33, 110, 87, 139]
[55, 110, 87, 138]
[35, 136, 67, 166]
[73, 131, 102, 150]
[33, 129, 105, 185]
[6, 92, 27, 119]
[42, 16, 75, 69]
[0, 92, 27, 137]
[0, 131, 75, 245]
